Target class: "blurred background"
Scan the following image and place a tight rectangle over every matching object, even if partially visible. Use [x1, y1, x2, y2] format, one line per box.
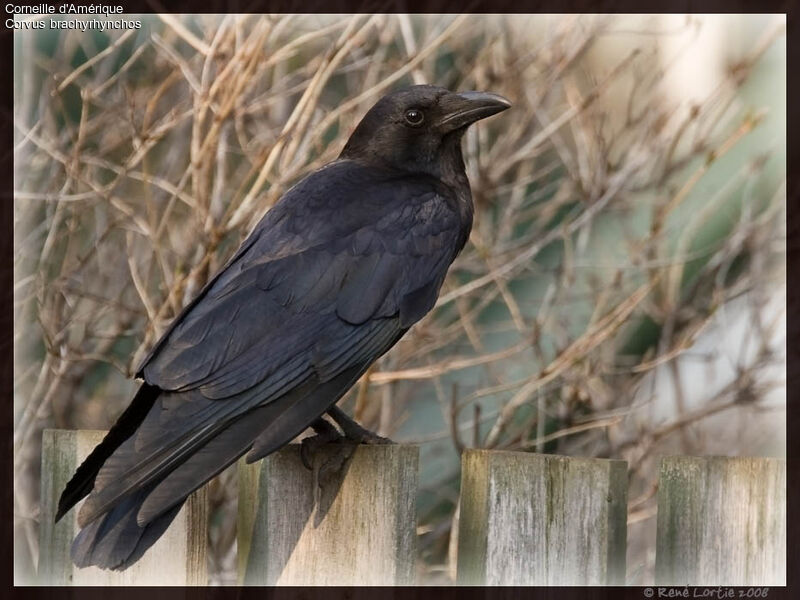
[13, 13, 786, 585]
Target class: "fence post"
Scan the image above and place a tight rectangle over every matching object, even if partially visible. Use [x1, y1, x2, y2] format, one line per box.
[238, 443, 419, 585]
[655, 456, 786, 586]
[38, 429, 208, 585]
[456, 449, 628, 585]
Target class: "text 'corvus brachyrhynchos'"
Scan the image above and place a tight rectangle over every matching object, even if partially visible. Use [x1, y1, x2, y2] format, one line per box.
[56, 84, 510, 570]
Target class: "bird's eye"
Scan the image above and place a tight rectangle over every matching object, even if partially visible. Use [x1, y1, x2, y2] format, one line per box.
[404, 109, 424, 126]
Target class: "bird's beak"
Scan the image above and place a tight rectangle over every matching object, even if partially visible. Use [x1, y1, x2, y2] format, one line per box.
[438, 91, 512, 132]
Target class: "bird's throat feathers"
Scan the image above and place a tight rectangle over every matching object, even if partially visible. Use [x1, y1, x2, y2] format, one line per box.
[341, 125, 470, 191]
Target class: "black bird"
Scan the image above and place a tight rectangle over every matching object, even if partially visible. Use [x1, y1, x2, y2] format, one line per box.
[56, 84, 510, 570]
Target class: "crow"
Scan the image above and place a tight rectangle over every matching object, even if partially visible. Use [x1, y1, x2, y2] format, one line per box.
[56, 84, 510, 570]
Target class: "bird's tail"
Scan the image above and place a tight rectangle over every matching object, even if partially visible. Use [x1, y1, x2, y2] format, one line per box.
[70, 483, 182, 570]
[61, 365, 375, 570]
[56, 383, 160, 523]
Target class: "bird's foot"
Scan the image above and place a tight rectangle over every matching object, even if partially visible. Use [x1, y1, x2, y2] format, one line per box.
[300, 418, 344, 470]
[345, 427, 391, 445]
[301, 410, 394, 498]
[313, 441, 358, 495]
[326, 405, 393, 445]
[301, 417, 361, 495]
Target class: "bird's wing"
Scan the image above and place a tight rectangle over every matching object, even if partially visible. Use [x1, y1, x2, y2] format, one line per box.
[140, 161, 465, 397]
[78, 161, 467, 527]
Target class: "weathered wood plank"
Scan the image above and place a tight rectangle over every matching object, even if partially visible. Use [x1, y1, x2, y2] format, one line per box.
[38, 429, 208, 585]
[238, 443, 419, 585]
[655, 456, 786, 586]
[456, 449, 628, 585]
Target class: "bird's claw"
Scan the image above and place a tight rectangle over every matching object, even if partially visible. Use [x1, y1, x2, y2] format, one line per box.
[301, 413, 394, 499]
[315, 440, 358, 491]
[347, 429, 392, 445]
[300, 428, 344, 470]
[326, 406, 394, 445]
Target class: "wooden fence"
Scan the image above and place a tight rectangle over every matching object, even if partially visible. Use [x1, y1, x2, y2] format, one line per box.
[37, 429, 786, 586]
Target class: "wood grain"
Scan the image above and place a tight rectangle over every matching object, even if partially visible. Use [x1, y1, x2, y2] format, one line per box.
[655, 455, 786, 585]
[38, 429, 208, 585]
[238, 443, 419, 585]
[456, 449, 628, 585]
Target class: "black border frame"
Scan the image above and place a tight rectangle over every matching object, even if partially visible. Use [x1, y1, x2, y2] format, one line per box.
[2, 2, 794, 598]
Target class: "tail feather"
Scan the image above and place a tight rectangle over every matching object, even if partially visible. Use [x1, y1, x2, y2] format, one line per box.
[136, 392, 301, 524]
[71, 484, 181, 570]
[62, 361, 377, 570]
[56, 383, 160, 523]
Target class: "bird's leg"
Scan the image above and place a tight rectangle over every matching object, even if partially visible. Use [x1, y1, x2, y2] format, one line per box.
[301, 417, 359, 496]
[326, 405, 393, 444]
[300, 409, 393, 492]
[300, 417, 344, 470]
[311, 417, 339, 437]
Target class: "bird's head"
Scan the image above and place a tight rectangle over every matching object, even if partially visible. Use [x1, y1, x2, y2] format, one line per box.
[340, 85, 511, 178]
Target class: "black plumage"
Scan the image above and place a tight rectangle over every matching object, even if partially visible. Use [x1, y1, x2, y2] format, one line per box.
[57, 84, 510, 569]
